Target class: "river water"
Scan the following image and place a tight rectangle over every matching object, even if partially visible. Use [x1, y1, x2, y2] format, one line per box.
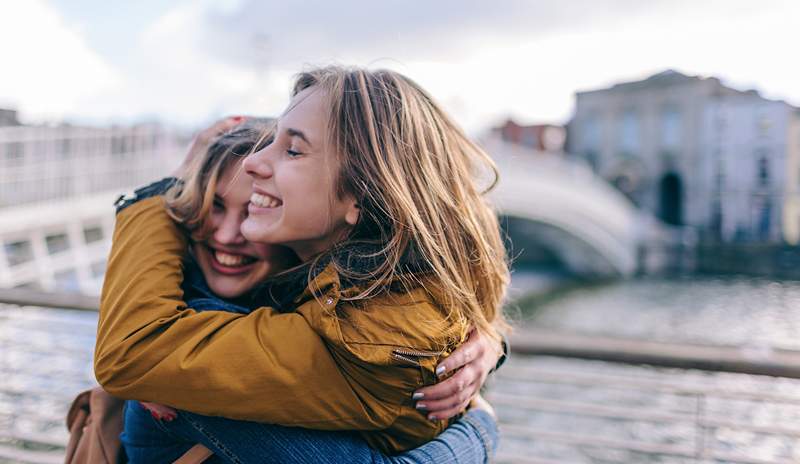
[2, 275, 800, 463]
[517, 273, 800, 351]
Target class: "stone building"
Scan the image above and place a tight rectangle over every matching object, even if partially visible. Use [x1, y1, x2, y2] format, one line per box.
[568, 69, 800, 244]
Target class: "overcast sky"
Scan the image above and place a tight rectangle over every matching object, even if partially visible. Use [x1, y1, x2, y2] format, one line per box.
[2, 0, 799, 133]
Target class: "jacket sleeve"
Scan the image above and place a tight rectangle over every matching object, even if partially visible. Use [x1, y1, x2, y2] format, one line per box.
[93, 196, 398, 430]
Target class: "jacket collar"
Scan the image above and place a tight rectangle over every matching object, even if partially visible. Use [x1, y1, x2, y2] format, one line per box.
[250, 241, 430, 312]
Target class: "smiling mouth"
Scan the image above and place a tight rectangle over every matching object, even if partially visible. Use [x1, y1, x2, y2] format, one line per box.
[209, 247, 258, 269]
[250, 192, 283, 208]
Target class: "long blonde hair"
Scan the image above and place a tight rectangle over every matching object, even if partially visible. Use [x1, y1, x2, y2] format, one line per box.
[294, 66, 510, 341]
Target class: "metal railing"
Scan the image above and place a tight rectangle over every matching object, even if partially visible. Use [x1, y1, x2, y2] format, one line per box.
[490, 361, 800, 463]
[2, 294, 800, 463]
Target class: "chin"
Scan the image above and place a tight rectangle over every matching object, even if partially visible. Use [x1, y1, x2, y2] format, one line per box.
[241, 218, 273, 243]
[207, 281, 248, 300]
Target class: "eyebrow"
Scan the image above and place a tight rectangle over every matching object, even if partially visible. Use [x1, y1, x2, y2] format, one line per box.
[286, 128, 312, 146]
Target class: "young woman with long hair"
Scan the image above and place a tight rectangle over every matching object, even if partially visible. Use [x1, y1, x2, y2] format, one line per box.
[95, 66, 510, 461]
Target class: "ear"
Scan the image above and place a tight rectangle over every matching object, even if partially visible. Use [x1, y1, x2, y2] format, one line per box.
[344, 198, 361, 226]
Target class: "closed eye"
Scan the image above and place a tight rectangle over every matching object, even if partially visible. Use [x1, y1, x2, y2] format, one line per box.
[212, 196, 225, 212]
[286, 149, 303, 158]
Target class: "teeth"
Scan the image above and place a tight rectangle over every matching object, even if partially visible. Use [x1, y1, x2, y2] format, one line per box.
[215, 251, 246, 267]
[250, 192, 282, 208]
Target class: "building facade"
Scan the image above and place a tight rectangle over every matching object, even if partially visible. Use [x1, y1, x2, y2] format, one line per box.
[569, 70, 800, 244]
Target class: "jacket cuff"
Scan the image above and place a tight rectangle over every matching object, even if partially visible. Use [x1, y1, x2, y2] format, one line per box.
[114, 177, 180, 213]
[491, 334, 509, 374]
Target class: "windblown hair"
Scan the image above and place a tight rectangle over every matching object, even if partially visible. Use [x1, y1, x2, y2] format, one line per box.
[165, 119, 273, 238]
[293, 66, 510, 342]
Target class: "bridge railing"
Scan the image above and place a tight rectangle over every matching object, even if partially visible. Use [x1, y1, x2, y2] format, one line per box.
[491, 357, 800, 464]
[0, 125, 186, 207]
[2, 292, 799, 463]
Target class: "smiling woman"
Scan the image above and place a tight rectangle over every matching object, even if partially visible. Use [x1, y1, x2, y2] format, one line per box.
[94, 66, 510, 462]
[242, 88, 360, 261]
[164, 120, 298, 298]
[100, 114, 504, 464]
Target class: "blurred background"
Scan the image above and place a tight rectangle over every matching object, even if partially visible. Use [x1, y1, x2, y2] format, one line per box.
[1, 1, 800, 463]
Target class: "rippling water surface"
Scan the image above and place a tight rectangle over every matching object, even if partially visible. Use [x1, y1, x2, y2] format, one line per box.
[522, 275, 800, 350]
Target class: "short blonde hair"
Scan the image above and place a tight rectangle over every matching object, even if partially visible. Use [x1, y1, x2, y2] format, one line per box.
[165, 119, 273, 238]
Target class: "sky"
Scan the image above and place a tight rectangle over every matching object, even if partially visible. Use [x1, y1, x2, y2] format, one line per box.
[2, 0, 799, 133]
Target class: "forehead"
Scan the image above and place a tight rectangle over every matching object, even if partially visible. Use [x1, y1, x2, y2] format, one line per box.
[279, 87, 328, 145]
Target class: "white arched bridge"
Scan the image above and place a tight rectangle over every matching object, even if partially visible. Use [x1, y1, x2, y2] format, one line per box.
[483, 138, 661, 278]
[0, 134, 664, 295]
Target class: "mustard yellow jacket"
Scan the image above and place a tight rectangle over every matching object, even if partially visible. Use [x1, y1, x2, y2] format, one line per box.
[94, 196, 467, 453]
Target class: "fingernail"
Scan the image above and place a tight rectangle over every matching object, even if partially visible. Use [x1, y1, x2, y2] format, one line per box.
[436, 365, 446, 377]
[164, 415, 175, 422]
[428, 414, 438, 421]
[412, 392, 424, 400]
[416, 403, 427, 410]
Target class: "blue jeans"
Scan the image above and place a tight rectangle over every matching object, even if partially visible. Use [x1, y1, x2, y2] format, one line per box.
[121, 400, 497, 463]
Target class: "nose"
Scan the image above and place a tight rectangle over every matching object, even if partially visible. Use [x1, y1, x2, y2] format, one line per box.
[213, 211, 246, 245]
[244, 144, 275, 180]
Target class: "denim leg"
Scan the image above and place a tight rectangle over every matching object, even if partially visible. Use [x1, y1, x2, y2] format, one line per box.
[120, 400, 197, 464]
[160, 411, 374, 464]
[155, 409, 497, 464]
[391, 411, 498, 464]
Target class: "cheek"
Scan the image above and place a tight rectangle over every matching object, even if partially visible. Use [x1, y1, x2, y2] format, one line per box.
[284, 179, 336, 227]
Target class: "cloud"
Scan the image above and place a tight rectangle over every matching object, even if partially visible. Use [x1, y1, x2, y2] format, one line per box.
[6, 0, 800, 132]
[0, 0, 122, 121]
[197, 0, 684, 69]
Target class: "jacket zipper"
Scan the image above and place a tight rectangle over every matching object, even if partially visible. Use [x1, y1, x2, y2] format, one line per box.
[390, 352, 420, 365]
[392, 348, 440, 357]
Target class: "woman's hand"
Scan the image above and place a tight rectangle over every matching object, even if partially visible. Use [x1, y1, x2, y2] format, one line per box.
[140, 401, 177, 422]
[412, 327, 503, 420]
[172, 116, 246, 178]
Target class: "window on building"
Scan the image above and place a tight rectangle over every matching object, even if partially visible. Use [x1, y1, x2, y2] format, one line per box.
[715, 161, 725, 192]
[661, 107, 682, 150]
[83, 226, 104, 244]
[5, 141, 24, 165]
[112, 135, 131, 156]
[758, 156, 770, 187]
[756, 112, 772, 137]
[4, 240, 34, 266]
[618, 110, 639, 155]
[45, 232, 70, 255]
[60, 138, 72, 157]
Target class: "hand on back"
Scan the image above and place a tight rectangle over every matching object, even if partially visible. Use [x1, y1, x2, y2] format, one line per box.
[412, 327, 503, 420]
